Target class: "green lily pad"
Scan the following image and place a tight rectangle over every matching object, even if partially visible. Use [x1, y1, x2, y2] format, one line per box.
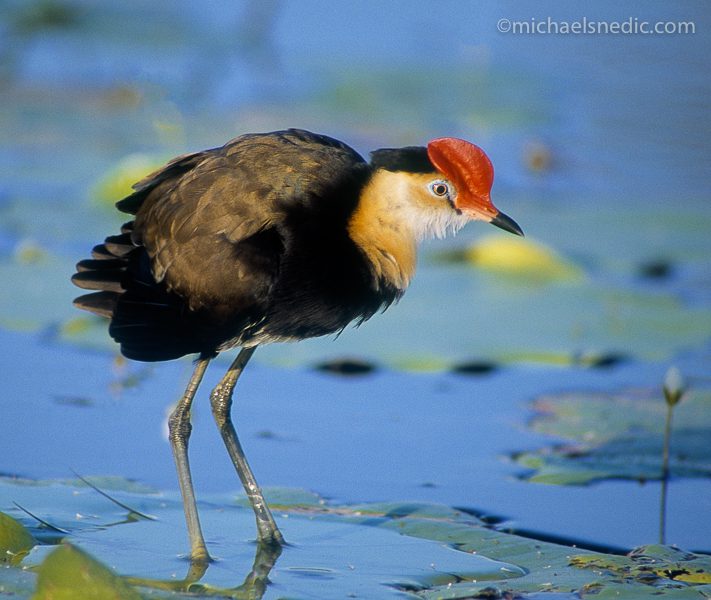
[32, 543, 142, 600]
[0, 511, 35, 566]
[514, 388, 711, 485]
[315, 502, 711, 599]
[571, 545, 711, 585]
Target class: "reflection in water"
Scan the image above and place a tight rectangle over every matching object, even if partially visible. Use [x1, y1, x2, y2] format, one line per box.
[126, 541, 283, 599]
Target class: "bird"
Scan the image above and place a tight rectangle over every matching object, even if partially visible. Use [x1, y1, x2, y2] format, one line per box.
[71, 128, 522, 562]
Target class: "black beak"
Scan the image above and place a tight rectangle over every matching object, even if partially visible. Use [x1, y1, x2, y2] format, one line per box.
[490, 212, 524, 237]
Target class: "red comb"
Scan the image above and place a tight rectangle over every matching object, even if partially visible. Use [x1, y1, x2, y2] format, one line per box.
[427, 138, 494, 198]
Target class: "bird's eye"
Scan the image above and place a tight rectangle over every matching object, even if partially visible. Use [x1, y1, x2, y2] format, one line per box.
[428, 180, 450, 198]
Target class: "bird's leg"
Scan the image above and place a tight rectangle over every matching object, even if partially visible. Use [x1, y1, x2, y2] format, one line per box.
[168, 356, 211, 563]
[209, 346, 285, 547]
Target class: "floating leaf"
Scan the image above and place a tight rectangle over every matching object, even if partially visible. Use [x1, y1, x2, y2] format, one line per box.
[91, 153, 166, 208]
[461, 234, 584, 282]
[32, 543, 141, 600]
[514, 388, 711, 485]
[571, 544, 711, 585]
[0, 511, 35, 566]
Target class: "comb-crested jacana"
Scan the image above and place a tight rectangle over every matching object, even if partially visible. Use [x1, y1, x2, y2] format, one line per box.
[72, 128, 522, 561]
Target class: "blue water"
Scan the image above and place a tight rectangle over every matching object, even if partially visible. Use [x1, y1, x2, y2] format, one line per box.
[1, 1, 710, 588]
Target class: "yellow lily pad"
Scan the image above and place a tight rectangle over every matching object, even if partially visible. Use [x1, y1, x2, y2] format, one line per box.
[465, 234, 584, 281]
[92, 154, 166, 208]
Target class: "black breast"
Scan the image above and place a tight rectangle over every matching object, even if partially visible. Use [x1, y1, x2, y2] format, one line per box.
[258, 172, 399, 343]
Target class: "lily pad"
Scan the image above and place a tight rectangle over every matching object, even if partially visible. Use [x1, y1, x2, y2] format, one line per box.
[0, 511, 35, 566]
[443, 234, 585, 282]
[571, 545, 711, 585]
[91, 153, 167, 209]
[32, 543, 141, 600]
[514, 388, 711, 485]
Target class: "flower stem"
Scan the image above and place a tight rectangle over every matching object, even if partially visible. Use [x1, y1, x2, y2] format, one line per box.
[659, 401, 674, 545]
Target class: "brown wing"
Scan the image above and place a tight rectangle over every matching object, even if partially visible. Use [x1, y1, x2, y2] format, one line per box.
[132, 129, 366, 308]
[72, 129, 367, 361]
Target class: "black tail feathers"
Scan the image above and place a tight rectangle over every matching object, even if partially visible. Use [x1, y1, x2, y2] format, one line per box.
[71, 226, 208, 362]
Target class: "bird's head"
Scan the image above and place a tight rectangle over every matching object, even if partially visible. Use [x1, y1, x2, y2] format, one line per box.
[351, 136, 523, 289]
[367, 137, 523, 241]
[426, 137, 523, 236]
